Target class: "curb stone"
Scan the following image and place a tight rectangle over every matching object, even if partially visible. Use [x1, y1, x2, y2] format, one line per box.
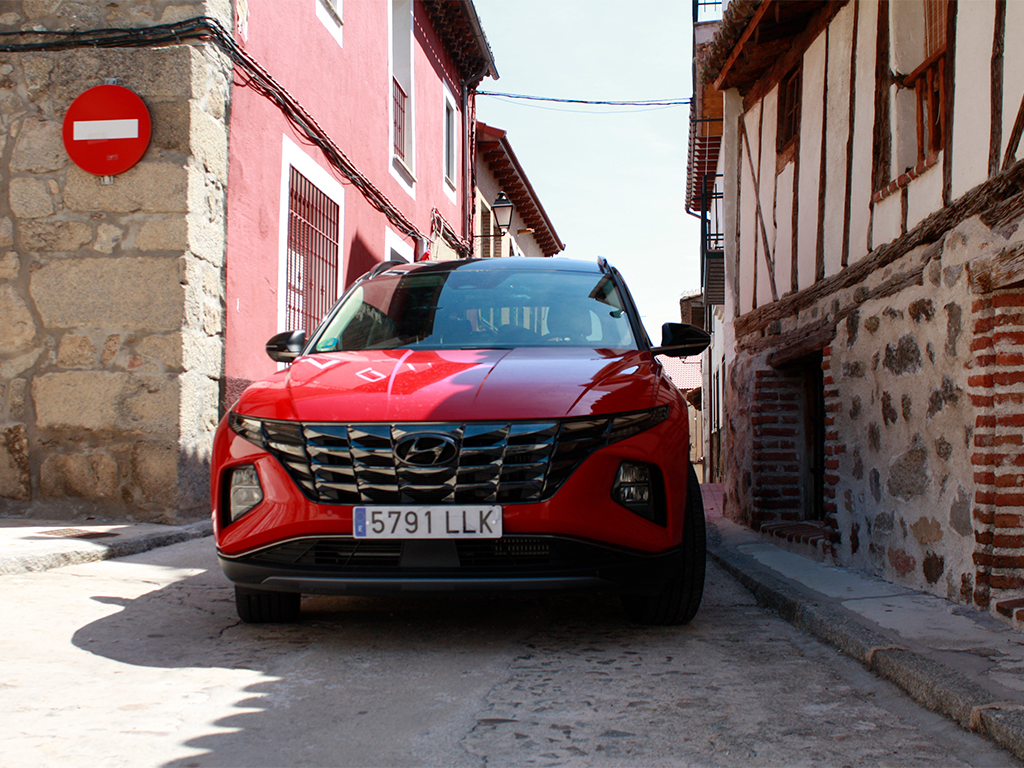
[0, 520, 213, 576]
[706, 525, 1024, 762]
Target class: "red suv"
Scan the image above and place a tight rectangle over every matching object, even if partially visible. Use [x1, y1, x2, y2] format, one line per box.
[212, 257, 709, 624]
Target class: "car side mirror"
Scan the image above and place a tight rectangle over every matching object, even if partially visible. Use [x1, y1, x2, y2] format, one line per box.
[266, 330, 306, 363]
[650, 322, 710, 357]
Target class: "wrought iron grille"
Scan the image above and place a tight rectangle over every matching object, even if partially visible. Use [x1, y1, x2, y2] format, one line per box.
[286, 167, 340, 332]
[393, 78, 408, 161]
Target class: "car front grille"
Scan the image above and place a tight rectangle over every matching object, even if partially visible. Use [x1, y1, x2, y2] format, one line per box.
[260, 417, 619, 505]
[247, 535, 622, 571]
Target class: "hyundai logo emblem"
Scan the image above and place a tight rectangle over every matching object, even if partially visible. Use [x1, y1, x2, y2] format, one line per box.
[395, 434, 459, 467]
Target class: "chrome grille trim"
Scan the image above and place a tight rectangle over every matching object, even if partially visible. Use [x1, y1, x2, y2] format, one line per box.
[260, 419, 576, 504]
[250, 409, 666, 506]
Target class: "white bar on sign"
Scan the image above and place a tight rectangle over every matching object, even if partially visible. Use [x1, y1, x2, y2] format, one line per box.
[73, 119, 139, 141]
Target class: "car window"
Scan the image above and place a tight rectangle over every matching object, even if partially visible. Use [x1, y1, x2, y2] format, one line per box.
[312, 267, 639, 351]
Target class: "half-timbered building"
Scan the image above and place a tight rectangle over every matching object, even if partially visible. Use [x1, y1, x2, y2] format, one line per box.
[695, 0, 1024, 623]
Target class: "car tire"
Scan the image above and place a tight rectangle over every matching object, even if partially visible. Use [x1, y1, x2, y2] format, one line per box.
[621, 463, 706, 626]
[235, 586, 302, 624]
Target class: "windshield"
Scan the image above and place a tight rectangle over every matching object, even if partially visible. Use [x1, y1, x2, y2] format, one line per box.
[311, 267, 639, 352]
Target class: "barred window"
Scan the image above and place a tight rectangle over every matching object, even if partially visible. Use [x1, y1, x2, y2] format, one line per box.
[286, 167, 340, 332]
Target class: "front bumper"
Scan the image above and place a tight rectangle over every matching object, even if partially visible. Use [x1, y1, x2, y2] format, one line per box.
[219, 534, 683, 596]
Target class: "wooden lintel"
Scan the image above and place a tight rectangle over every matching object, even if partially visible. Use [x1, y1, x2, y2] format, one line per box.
[969, 241, 1024, 293]
[767, 323, 836, 367]
[740, 263, 925, 357]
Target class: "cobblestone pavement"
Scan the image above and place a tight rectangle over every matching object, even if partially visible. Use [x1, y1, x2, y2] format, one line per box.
[1, 537, 1018, 767]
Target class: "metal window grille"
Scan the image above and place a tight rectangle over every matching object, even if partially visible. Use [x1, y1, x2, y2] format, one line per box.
[692, 0, 722, 24]
[480, 206, 492, 258]
[393, 78, 408, 161]
[286, 167, 340, 332]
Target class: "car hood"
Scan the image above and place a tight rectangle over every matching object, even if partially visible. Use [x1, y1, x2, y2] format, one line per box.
[234, 348, 662, 422]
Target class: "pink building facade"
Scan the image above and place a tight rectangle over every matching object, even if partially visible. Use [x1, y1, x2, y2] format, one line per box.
[223, 0, 497, 404]
[0, 1, 495, 522]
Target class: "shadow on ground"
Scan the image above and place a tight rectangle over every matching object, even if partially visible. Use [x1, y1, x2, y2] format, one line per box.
[70, 553, 678, 768]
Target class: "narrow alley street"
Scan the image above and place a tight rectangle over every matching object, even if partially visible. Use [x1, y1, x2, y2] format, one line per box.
[2, 531, 1016, 768]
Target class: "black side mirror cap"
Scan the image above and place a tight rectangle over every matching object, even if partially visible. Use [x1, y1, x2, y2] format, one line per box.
[650, 322, 710, 357]
[266, 330, 306, 363]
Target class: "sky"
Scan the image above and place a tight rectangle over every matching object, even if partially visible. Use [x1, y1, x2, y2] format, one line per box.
[472, 0, 702, 340]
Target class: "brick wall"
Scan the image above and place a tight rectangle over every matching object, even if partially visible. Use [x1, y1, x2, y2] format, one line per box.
[969, 291, 1024, 608]
[822, 346, 842, 553]
[750, 368, 804, 527]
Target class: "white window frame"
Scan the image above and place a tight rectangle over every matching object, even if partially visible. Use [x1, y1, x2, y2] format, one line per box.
[278, 135, 346, 334]
[442, 84, 458, 201]
[385, 227, 414, 264]
[316, 0, 343, 47]
[390, 0, 416, 196]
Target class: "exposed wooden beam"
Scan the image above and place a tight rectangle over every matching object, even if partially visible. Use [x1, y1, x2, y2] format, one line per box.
[969, 241, 1024, 293]
[713, 0, 773, 92]
[734, 159, 1024, 339]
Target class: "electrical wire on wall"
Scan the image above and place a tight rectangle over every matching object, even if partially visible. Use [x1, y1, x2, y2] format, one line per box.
[0, 17, 472, 257]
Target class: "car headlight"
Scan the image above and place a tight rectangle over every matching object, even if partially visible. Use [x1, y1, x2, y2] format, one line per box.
[612, 460, 666, 526]
[227, 464, 263, 522]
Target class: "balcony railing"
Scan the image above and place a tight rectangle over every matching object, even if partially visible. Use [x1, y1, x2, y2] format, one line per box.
[686, 116, 723, 215]
[903, 49, 946, 165]
[700, 172, 724, 308]
[693, 0, 723, 24]
[393, 77, 408, 161]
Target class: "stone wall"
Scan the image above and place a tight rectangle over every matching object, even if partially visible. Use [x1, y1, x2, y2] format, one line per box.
[825, 221, 980, 603]
[725, 210, 1024, 609]
[0, 1, 232, 522]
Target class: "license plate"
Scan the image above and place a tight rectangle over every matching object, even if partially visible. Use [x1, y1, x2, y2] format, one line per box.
[353, 505, 502, 539]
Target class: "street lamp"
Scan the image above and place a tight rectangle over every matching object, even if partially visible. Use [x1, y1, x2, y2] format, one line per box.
[491, 192, 514, 234]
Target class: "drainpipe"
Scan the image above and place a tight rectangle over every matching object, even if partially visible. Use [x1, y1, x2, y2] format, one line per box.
[462, 82, 474, 258]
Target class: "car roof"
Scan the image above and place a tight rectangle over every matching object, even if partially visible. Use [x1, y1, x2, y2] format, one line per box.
[370, 257, 606, 279]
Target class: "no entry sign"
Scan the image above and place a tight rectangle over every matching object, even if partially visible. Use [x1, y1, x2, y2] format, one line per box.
[62, 85, 151, 176]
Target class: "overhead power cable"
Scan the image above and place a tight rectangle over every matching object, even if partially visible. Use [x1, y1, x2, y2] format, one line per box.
[477, 91, 691, 107]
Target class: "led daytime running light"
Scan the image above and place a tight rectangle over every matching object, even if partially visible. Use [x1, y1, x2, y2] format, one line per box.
[606, 405, 670, 444]
[229, 412, 269, 449]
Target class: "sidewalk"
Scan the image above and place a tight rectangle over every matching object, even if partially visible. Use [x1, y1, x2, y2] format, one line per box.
[0, 517, 212, 575]
[3, 492, 1024, 760]
[701, 482, 1024, 762]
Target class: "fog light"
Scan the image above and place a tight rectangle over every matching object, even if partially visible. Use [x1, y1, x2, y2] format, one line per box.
[612, 461, 665, 525]
[228, 465, 263, 522]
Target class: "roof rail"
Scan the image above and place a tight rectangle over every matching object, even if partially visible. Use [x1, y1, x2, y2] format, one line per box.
[367, 259, 408, 278]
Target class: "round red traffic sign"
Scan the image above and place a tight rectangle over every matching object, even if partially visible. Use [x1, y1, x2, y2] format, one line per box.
[62, 85, 152, 176]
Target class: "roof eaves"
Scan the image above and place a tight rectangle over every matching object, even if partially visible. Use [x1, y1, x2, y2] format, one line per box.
[422, 0, 499, 87]
[477, 121, 565, 257]
[698, 0, 764, 88]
